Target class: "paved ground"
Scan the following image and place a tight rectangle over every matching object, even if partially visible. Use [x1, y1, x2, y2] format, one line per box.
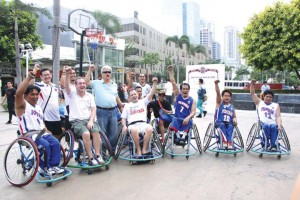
[0, 106, 299, 200]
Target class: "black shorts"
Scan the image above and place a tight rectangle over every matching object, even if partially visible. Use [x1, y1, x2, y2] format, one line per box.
[44, 120, 63, 136]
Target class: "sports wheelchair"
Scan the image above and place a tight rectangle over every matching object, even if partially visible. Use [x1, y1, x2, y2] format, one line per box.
[150, 117, 171, 143]
[203, 122, 244, 157]
[246, 122, 290, 159]
[4, 130, 72, 187]
[114, 121, 163, 165]
[162, 118, 202, 159]
[59, 128, 113, 174]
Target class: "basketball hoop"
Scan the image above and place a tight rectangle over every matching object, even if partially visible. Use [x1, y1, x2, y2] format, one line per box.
[86, 28, 101, 49]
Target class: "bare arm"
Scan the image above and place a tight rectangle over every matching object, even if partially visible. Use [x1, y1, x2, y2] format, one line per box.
[59, 66, 67, 89]
[116, 96, 124, 113]
[1, 94, 7, 105]
[250, 80, 260, 106]
[276, 105, 282, 130]
[147, 77, 158, 102]
[215, 80, 222, 109]
[233, 110, 237, 125]
[126, 69, 134, 89]
[85, 65, 95, 87]
[64, 66, 72, 95]
[28, 64, 40, 86]
[15, 73, 36, 116]
[167, 66, 179, 97]
[182, 100, 196, 126]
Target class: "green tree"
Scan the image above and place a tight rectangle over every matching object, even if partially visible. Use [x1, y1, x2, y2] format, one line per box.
[0, 0, 51, 85]
[233, 67, 250, 80]
[188, 44, 206, 64]
[240, 0, 300, 81]
[225, 65, 234, 80]
[165, 35, 190, 82]
[92, 10, 122, 36]
[140, 53, 160, 72]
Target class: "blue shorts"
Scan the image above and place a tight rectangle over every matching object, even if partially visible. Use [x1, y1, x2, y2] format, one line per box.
[169, 117, 192, 132]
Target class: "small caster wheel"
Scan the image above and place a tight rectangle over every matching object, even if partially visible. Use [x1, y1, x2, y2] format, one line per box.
[151, 159, 155, 164]
[105, 165, 109, 170]
[259, 153, 263, 158]
[277, 155, 281, 159]
[63, 177, 67, 180]
[129, 161, 133, 165]
[171, 155, 174, 159]
[186, 156, 189, 160]
[233, 153, 237, 157]
[87, 169, 93, 175]
[47, 182, 52, 187]
[215, 152, 219, 157]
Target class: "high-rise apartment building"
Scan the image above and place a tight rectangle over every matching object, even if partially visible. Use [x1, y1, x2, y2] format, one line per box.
[182, 1, 200, 45]
[212, 41, 221, 61]
[223, 26, 241, 64]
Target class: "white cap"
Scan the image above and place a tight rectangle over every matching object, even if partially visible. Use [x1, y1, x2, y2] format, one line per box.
[101, 65, 112, 73]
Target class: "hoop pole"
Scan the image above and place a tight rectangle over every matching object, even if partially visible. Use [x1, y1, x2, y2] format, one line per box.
[79, 30, 86, 76]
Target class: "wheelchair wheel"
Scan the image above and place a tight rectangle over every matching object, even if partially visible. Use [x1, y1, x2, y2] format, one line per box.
[59, 130, 74, 166]
[246, 123, 258, 152]
[152, 129, 163, 153]
[203, 123, 214, 151]
[279, 126, 291, 151]
[4, 137, 39, 187]
[234, 126, 244, 149]
[114, 133, 126, 159]
[162, 129, 171, 155]
[60, 144, 67, 167]
[192, 124, 202, 154]
[99, 130, 113, 157]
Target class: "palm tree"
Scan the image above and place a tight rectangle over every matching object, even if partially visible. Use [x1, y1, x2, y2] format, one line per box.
[225, 65, 234, 80]
[165, 35, 190, 83]
[188, 44, 207, 64]
[92, 10, 122, 37]
[8, 0, 51, 85]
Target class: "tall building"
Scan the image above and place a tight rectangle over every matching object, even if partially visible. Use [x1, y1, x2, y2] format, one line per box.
[161, 0, 183, 36]
[212, 41, 221, 61]
[182, 1, 200, 45]
[223, 26, 241, 66]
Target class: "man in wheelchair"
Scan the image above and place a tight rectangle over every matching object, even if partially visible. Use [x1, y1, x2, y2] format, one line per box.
[147, 90, 173, 143]
[214, 80, 237, 149]
[121, 77, 158, 157]
[65, 67, 105, 166]
[250, 80, 282, 151]
[167, 66, 196, 144]
[15, 71, 65, 176]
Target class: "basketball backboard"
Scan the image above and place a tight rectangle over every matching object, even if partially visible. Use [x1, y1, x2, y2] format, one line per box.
[68, 9, 98, 35]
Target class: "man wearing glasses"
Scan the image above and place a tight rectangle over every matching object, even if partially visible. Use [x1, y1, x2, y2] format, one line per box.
[85, 65, 123, 152]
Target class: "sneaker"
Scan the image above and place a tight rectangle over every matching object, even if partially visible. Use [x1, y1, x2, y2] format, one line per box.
[228, 143, 233, 149]
[46, 168, 56, 176]
[5, 121, 11, 124]
[196, 114, 202, 118]
[223, 142, 228, 148]
[95, 155, 105, 164]
[53, 166, 65, 174]
[203, 111, 207, 117]
[88, 158, 98, 166]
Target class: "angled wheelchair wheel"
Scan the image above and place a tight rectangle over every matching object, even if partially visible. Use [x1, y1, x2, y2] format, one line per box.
[99, 130, 113, 157]
[192, 124, 202, 154]
[246, 123, 258, 152]
[234, 126, 244, 149]
[4, 137, 39, 187]
[162, 129, 171, 155]
[114, 133, 126, 159]
[279, 126, 291, 151]
[152, 129, 163, 153]
[203, 123, 214, 152]
[60, 144, 67, 167]
[59, 130, 74, 166]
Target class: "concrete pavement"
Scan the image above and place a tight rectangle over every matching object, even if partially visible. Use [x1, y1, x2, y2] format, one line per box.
[0, 106, 299, 200]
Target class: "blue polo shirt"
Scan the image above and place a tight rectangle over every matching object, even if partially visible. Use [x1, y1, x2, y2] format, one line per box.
[91, 80, 118, 108]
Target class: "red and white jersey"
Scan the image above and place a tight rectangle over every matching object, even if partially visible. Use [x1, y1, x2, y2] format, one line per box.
[18, 101, 45, 135]
[257, 101, 278, 125]
[121, 97, 150, 125]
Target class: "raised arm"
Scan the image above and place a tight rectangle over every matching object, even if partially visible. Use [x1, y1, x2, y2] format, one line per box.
[59, 66, 67, 89]
[15, 72, 36, 116]
[28, 64, 40, 85]
[64, 66, 72, 95]
[85, 64, 95, 87]
[215, 80, 222, 109]
[147, 77, 158, 102]
[250, 80, 260, 106]
[126, 69, 134, 89]
[167, 66, 179, 97]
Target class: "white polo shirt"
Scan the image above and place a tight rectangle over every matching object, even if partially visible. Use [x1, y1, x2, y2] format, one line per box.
[35, 81, 60, 121]
[67, 90, 96, 121]
[164, 81, 173, 96]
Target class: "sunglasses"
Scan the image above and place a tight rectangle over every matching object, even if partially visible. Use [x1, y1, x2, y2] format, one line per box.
[102, 71, 111, 74]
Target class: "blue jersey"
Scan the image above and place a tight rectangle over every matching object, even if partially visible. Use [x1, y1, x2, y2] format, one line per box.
[215, 102, 235, 123]
[174, 94, 193, 119]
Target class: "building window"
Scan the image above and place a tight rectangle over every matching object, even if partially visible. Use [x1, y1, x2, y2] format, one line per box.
[134, 23, 139, 32]
[142, 39, 145, 46]
[140, 26, 142, 33]
[182, 52, 185, 57]
[143, 28, 146, 35]
[149, 31, 152, 38]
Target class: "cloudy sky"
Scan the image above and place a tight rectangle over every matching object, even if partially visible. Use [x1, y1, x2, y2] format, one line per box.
[25, 0, 291, 42]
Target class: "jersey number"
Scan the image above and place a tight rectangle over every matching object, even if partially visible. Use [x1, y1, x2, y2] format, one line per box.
[180, 106, 184, 113]
[223, 115, 230, 122]
[264, 112, 272, 119]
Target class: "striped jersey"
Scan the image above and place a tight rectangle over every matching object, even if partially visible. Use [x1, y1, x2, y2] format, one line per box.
[174, 94, 193, 119]
[215, 102, 235, 123]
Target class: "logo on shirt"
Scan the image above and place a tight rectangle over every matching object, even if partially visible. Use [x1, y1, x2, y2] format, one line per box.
[130, 108, 145, 115]
[31, 110, 43, 120]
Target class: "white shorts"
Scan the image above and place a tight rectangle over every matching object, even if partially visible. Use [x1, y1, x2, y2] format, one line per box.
[128, 122, 152, 134]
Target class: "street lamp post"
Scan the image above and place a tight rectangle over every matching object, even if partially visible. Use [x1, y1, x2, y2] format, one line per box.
[19, 43, 33, 77]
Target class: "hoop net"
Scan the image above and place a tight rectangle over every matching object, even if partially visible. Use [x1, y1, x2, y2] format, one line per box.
[86, 28, 101, 49]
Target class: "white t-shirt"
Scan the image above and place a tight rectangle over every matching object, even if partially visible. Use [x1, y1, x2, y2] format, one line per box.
[164, 81, 173, 96]
[261, 84, 270, 92]
[257, 101, 278, 125]
[67, 90, 96, 121]
[121, 97, 150, 125]
[35, 81, 60, 121]
[133, 82, 151, 98]
[61, 84, 76, 116]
